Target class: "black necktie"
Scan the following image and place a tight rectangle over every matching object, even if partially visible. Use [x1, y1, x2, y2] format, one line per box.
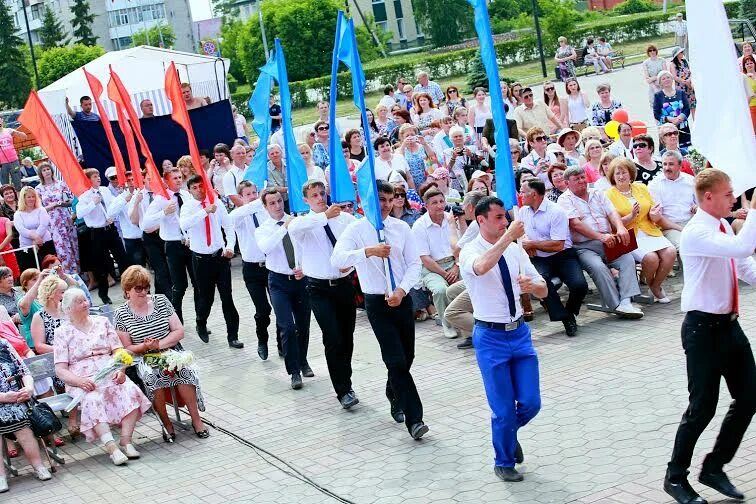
[148, 192, 154, 203]
[324, 223, 337, 247]
[497, 255, 517, 318]
[277, 221, 296, 269]
[252, 213, 259, 228]
[175, 192, 184, 209]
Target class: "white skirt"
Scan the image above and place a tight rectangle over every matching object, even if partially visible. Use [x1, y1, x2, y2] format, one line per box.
[631, 229, 673, 262]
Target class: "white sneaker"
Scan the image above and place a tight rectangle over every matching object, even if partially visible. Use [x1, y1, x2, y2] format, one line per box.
[119, 443, 140, 459]
[654, 289, 671, 304]
[34, 466, 52, 481]
[0, 475, 8, 493]
[443, 324, 459, 339]
[615, 299, 644, 319]
[109, 448, 129, 466]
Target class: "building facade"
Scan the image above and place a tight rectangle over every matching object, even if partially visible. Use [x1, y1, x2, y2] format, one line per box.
[8, 0, 196, 53]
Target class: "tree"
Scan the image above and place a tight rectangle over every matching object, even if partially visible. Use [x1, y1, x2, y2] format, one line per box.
[40, 6, 70, 50]
[38, 44, 105, 87]
[466, 53, 488, 91]
[70, 0, 98, 46]
[540, 0, 580, 47]
[741, 0, 756, 22]
[219, 20, 247, 84]
[612, 0, 656, 15]
[130, 23, 175, 48]
[0, 2, 32, 108]
[412, 0, 475, 47]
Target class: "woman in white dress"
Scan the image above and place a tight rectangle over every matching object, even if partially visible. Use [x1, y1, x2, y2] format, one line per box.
[467, 87, 492, 149]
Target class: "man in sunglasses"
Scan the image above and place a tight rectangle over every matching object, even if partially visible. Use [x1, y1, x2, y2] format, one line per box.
[513, 87, 563, 138]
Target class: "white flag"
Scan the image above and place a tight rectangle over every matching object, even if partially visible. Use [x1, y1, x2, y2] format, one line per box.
[688, 0, 756, 196]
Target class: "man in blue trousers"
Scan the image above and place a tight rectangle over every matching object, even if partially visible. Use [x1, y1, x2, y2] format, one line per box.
[460, 196, 547, 482]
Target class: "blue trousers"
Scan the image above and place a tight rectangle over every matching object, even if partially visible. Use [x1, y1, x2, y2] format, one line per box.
[473, 322, 541, 468]
[268, 272, 311, 375]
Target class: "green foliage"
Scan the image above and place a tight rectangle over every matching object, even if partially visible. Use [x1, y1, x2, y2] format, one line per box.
[466, 54, 488, 92]
[413, 0, 475, 47]
[220, 20, 247, 84]
[40, 6, 70, 50]
[236, 0, 387, 84]
[230, 90, 251, 115]
[70, 0, 98, 46]
[612, 0, 657, 15]
[38, 44, 105, 88]
[489, 0, 533, 19]
[130, 23, 175, 48]
[227, 73, 238, 93]
[0, 2, 32, 107]
[741, 0, 756, 21]
[541, 0, 580, 47]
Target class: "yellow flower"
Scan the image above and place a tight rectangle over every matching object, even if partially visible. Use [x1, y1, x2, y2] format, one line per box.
[114, 348, 134, 366]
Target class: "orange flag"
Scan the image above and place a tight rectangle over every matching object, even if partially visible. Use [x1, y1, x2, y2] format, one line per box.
[112, 100, 144, 189]
[107, 66, 167, 199]
[164, 62, 214, 203]
[18, 91, 91, 196]
[83, 68, 127, 187]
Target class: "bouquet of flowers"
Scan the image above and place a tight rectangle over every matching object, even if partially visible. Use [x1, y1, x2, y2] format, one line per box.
[140, 349, 196, 374]
[65, 349, 134, 412]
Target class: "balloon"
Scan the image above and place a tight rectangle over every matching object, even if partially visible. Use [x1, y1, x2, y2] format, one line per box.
[611, 109, 629, 123]
[604, 120, 620, 140]
[630, 120, 647, 136]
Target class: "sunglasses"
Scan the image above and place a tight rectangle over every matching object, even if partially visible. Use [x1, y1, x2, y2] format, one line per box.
[633, 143, 648, 149]
[133, 285, 150, 293]
[108, 176, 118, 180]
[317, 126, 329, 131]
[394, 192, 406, 198]
[663, 131, 679, 137]
[448, 89, 458, 93]
[522, 94, 533, 99]
[533, 135, 548, 142]
[339, 203, 354, 209]
[544, 87, 555, 91]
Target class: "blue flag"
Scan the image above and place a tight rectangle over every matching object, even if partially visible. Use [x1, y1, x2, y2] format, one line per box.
[467, 0, 517, 210]
[244, 58, 276, 191]
[328, 13, 357, 205]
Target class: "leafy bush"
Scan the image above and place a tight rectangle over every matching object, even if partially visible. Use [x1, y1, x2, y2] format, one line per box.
[741, 0, 756, 21]
[38, 44, 105, 88]
[613, 0, 657, 15]
[227, 73, 238, 94]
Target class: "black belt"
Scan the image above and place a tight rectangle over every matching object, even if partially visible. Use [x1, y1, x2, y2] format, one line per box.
[307, 276, 351, 288]
[270, 271, 301, 281]
[474, 318, 524, 332]
[92, 224, 116, 231]
[193, 249, 223, 259]
[244, 260, 267, 268]
[686, 310, 738, 323]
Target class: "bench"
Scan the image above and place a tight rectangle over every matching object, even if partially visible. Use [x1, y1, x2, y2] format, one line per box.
[575, 50, 626, 77]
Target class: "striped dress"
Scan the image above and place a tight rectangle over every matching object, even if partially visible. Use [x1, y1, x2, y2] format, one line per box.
[114, 294, 204, 411]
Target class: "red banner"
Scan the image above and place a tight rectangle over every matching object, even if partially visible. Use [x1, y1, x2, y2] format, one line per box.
[83, 68, 127, 187]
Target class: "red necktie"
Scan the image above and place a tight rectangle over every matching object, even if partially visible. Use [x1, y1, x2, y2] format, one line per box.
[201, 201, 212, 246]
[719, 222, 739, 314]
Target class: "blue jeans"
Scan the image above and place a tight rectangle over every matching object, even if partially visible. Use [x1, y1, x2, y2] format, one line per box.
[473, 322, 541, 468]
[268, 272, 311, 375]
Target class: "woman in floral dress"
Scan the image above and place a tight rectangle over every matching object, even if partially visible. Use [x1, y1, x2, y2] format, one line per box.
[35, 162, 78, 273]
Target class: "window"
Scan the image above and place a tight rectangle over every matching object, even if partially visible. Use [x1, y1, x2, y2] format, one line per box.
[107, 3, 164, 27]
[396, 18, 405, 40]
[372, 0, 387, 23]
[393, 0, 403, 18]
[30, 3, 40, 20]
[113, 36, 132, 50]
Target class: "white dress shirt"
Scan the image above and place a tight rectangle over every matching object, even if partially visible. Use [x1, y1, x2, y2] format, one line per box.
[108, 191, 142, 240]
[680, 209, 756, 314]
[229, 199, 268, 263]
[608, 139, 635, 160]
[412, 212, 455, 261]
[256, 214, 302, 275]
[520, 198, 571, 258]
[179, 196, 237, 254]
[331, 216, 421, 295]
[458, 220, 480, 250]
[557, 189, 615, 243]
[222, 166, 246, 203]
[288, 210, 355, 280]
[143, 190, 192, 242]
[133, 189, 159, 233]
[374, 155, 408, 181]
[647, 173, 696, 225]
[460, 233, 544, 324]
[76, 186, 118, 229]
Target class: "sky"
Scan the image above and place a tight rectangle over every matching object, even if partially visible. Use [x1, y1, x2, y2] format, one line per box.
[190, 0, 215, 21]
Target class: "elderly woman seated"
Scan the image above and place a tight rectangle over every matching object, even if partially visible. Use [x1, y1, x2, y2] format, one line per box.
[53, 288, 151, 466]
[114, 266, 208, 441]
[605, 158, 677, 303]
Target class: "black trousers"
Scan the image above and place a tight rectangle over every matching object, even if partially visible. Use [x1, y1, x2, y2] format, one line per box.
[124, 238, 146, 268]
[364, 294, 423, 430]
[142, 231, 170, 297]
[242, 261, 274, 343]
[91, 225, 126, 302]
[269, 271, 310, 375]
[17, 239, 56, 272]
[307, 277, 356, 399]
[531, 248, 589, 321]
[164, 240, 199, 323]
[192, 251, 239, 341]
[667, 311, 756, 479]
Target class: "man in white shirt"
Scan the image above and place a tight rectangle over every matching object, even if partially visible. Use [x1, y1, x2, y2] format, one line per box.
[331, 180, 429, 440]
[75, 168, 128, 304]
[110, 171, 145, 268]
[607, 122, 635, 160]
[378, 84, 397, 110]
[520, 178, 587, 337]
[413, 188, 459, 338]
[557, 166, 643, 318]
[222, 145, 248, 208]
[230, 180, 279, 359]
[664, 169, 756, 504]
[143, 167, 200, 325]
[432, 116, 454, 161]
[673, 13, 688, 56]
[257, 188, 313, 390]
[179, 175, 242, 349]
[648, 150, 697, 249]
[459, 196, 547, 482]
[289, 180, 358, 409]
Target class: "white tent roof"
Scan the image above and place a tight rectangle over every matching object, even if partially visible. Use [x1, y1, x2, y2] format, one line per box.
[38, 46, 231, 116]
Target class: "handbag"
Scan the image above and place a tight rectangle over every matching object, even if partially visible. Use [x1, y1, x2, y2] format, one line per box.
[27, 398, 62, 438]
[603, 228, 638, 263]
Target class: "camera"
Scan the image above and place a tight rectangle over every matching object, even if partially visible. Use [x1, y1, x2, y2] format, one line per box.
[446, 204, 465, 216]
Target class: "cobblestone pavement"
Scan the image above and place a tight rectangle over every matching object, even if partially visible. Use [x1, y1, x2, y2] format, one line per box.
[3, 259, 755, 504]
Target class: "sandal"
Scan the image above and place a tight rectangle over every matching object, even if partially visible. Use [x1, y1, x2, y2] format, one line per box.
[7, 448, 18, 458]
[68, 426, 81, 442]
[414, 310, 429, 322]
[53, 437, 65, 447]
[194, 429, 210, 439]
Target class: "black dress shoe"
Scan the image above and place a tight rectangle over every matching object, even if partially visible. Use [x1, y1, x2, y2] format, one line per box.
[257, 344, 268, 360]
[515, 441, 524, 464]
[699, 470, 745, 500]
[409, 422, 429, 440]
[228, 339, 244, 349]
[101, 297, 113, 305]
[494, 466, 524, 482]
[389, 399, 404, 423]
[301, 364, 315, 378]
[456, 337, 473, 349]
[291, 373, 303, 390]
[562, 315, 578, 337]
[197, 326, 209, 343]
[664, 476, 708, 504]
[339, 391, 359, 409]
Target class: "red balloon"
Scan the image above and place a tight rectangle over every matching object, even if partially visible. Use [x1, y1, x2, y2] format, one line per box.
[630, 120, 647, 135]
[611, 109, 629, 123]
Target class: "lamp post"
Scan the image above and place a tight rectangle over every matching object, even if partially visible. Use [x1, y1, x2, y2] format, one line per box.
[20, 0, 40, 88]
[531, 0, 547, 78]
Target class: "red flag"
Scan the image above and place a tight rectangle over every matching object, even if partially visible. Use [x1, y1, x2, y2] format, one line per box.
[82, 68, 127, 187]
[164, 62, 215, 203]
[113, 101, 144, 189]
[18, 92, 91, 196]
[107, 66, 167, 199]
